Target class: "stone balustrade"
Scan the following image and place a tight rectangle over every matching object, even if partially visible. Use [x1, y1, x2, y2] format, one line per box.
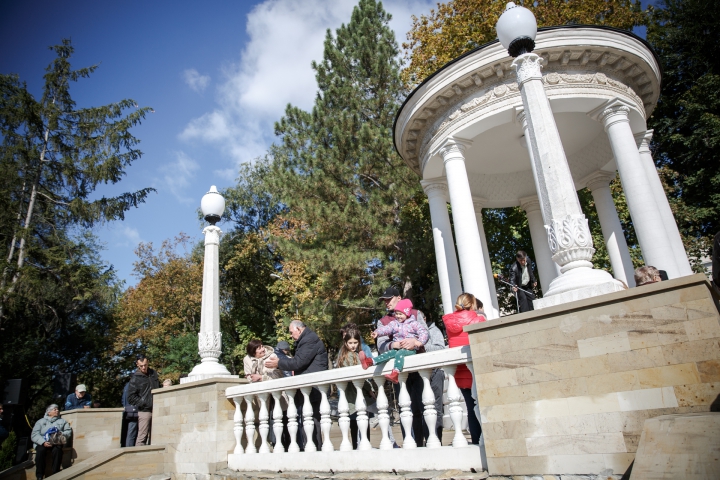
[225, 346, 485, 473]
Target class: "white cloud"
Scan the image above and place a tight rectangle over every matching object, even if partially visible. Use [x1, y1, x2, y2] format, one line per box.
[114, 225, 143, 248]
[179, 0, 436, 168]
[159, 151, 201, 203]
[183, 68, 211, 92]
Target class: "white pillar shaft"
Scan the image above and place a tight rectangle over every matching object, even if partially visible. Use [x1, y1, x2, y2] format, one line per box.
[600, 105, 679, 278]
[422, 181, 463, 315]
[439, 142, 494, 312]
[588, 181, 636, 287]
[637, 132, 693, 276]
[521, 198, 560, 293]
[473, 201, 499, 318]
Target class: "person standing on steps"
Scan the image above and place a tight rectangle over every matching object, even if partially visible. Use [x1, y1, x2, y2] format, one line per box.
[127, 355, 159, 446]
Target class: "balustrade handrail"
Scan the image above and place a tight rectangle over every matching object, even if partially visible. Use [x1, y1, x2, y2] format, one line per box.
[225, 345, 472, 398]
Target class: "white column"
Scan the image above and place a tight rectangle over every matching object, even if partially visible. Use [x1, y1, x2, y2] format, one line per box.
[233, 398, 244, 455]
[635, 130, 693, 276]
[374, 375, 392, 450]
[591, 99, 680, 278]
[512, 54, 623, 307]
[585, 171, 636, 287]
[185, 225, 237, 382]
[437, 139, 495, 310]
[421, 179, 463, 314]
[442, 365, 468, 448]
[471, 198, 499, 319]
[299, 387, 317, 452]
[397, 372, 416, 449]
[519, 195, 560, 294]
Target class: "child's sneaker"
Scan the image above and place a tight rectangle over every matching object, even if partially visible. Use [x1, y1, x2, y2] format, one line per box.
[359, 351, 374, 370]
[384, 369, 400, 384]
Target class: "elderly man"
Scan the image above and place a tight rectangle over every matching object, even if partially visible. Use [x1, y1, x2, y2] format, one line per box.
[31, 404, 72, 479]
[634, 265, 662, 287]
[64, 384, 92, 410]
[127, 355, 159, 446]
[265, 320, 327, 450]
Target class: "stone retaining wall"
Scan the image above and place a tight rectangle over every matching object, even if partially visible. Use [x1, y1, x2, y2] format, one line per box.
[62, 407, 123, 462]
[465, 274, 720, 476]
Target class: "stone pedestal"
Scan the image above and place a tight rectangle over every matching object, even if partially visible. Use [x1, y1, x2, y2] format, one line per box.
[61, 407, 124, 462]
[151, 378, 245, 475]
[466, 274, 720, 476]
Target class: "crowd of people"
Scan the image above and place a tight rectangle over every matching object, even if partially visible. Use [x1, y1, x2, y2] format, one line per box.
[241, 286, 488, 451]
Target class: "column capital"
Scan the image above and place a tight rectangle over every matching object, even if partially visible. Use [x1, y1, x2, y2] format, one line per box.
[634, 129, 654, 153]
[513, 106, 527, 129]
[519, 195, 541, 214]
[203, 225, 223, 245]
[583, 170, 617, 192]
[471, 196, 488, 213]
[511, 52, 543, 85]
[588, 98, 633, 130]
[435, 137, 473, 162]
[420, 178, 449, 200]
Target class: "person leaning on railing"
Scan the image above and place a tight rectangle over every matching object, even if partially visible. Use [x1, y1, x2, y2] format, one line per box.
[443, 292, 486, 445]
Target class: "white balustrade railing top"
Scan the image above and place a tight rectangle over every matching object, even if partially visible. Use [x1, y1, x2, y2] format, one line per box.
[225, 345, 482, 472]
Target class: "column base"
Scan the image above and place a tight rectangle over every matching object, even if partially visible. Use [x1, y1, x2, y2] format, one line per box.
[534, 266, 626, 309]
[181, 360, 238, 384]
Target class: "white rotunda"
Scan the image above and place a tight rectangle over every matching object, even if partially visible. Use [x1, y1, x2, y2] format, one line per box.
[394, 20, 692, 318]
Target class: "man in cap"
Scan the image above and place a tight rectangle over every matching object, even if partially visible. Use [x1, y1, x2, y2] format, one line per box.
[64, 384, 92, 410]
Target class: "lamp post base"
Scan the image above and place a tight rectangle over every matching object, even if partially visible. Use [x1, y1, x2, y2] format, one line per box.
[534, 267, 626, 309]
[181, 360, 239, 384]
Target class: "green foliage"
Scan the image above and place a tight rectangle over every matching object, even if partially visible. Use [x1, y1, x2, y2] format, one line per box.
[0, 431, 17, 471]
[647, 0, 720, 264]
[0, 39, 153, 418]
[265, 0, 439, 338]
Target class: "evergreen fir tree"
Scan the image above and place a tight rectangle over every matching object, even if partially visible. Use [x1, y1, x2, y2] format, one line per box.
[268, 0, 438, 335]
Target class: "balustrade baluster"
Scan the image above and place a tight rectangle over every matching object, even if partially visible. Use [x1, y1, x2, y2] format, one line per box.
[285, 389, 300, 453]
[398, 372, 416, 449]
[244, 395, 257, 453]
[419, 369, 441, 448]
[319, 387, 334, 452]
[233, 398, 244, 454]
[257, 392, 270, 453]
[443, 365, 468, 448]
[374, 376, 392, 450]
[352, 379, 372, 450]
[337, 383, 352, 451]
[271, 391, 285, 454]
[300, 387, 317, 452]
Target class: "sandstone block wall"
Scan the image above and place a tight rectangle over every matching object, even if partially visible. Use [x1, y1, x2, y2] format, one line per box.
[151, 378, 244, 475]
[465, 274, 720, 476]
[61, 408, 123, 462]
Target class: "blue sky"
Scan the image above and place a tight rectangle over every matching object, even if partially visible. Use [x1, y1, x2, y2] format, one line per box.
[0, 0, 437, 285]
[1, 1, 652, 286]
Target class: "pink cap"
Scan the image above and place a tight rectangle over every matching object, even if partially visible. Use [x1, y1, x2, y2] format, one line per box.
[394, 299, 413, 317]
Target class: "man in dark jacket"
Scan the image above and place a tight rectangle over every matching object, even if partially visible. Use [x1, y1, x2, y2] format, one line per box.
[265, 320, 327, 450]
[126, 355, 159, 446]
[509, 250, 537, 313]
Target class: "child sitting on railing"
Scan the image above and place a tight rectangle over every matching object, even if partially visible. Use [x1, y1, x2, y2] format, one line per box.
[361, 299, 429, 384]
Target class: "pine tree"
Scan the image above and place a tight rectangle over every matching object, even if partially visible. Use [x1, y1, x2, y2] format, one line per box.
[268, 0, 438, 336]
[0, 39, 154, 322]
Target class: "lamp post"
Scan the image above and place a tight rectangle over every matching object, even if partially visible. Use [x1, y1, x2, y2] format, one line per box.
[497, 3, 623, 306]
[183, 186, 238, 383]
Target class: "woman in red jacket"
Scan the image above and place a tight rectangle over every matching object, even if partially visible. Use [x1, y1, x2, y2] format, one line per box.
[442, 292, 486, 444]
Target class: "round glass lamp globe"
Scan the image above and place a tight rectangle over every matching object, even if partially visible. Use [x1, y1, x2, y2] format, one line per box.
[496, 2, 537, 50]
[201, 185, 225, 219]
